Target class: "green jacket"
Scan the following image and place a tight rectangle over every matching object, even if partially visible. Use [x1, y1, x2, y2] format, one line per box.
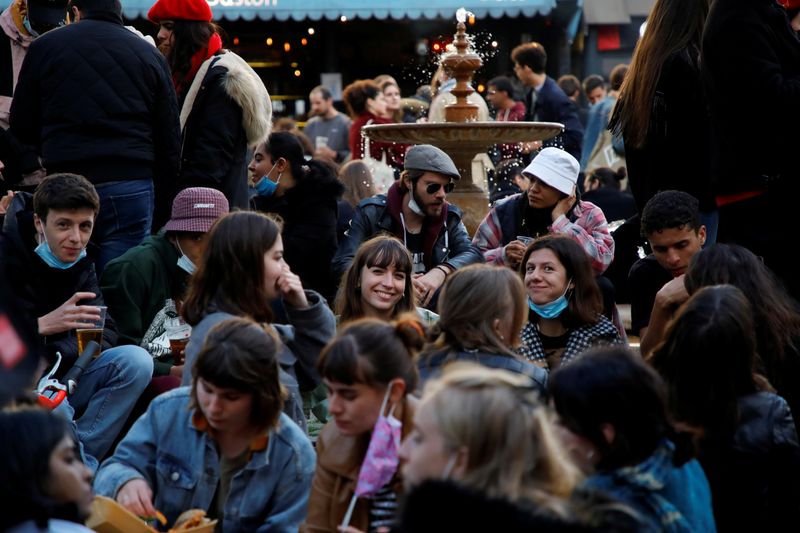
[100, 233, 187, 376]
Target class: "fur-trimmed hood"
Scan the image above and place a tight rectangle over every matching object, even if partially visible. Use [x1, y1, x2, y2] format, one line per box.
[179, 50, 272, 147]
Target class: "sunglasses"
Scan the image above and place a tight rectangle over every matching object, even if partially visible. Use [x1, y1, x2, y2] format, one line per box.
[424, 182, 455, 194]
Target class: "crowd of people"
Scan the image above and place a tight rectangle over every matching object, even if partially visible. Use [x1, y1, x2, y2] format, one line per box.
[1, 0, 800, 531]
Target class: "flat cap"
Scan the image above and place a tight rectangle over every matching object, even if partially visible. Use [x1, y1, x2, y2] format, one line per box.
[404, 144, 460, 180]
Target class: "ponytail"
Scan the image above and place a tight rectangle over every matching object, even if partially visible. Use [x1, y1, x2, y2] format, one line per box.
[317, 316, 422, 392]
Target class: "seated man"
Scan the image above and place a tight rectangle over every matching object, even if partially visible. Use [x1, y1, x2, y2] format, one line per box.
[332, 144, 483, 308]
[0, 174, 152, 471]
[100, 187, 228, 378]
[629, 190, 706, 356]
[473, 147, 614, 275]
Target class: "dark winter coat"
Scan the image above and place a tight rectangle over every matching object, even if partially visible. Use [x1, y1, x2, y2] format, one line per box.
[8, 8, 181, 227]
[700, 392, 800, 532]
[524, 77, 584, 162]
[0, 193, 117, 375]
[703, 0, 800, 197]
[253, 161, 344, 304]
[619, 47, 715, 213]
[178, 51, 271, 211]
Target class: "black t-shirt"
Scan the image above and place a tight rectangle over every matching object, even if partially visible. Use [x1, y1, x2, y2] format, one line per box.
[405, 231, 425, 274]
[628, 254, 673, 335]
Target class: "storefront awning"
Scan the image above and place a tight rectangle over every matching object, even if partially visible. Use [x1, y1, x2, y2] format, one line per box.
[116, 0, 558, 22]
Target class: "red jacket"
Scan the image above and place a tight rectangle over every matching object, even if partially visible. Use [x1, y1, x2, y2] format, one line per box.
[349, 112, 406, 168]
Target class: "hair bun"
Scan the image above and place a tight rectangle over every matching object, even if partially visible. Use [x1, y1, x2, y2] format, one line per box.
[614, 166, 627, 180]
[394, 315, 426, 352]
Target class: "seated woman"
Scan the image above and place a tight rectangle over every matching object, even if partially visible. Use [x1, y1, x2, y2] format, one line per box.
[379, 79, 416, 124]
[652, 285, 800, 531]
[519, 235, 621, 370]
[549, 347, 716, 532]
[249, 131, 344, 303]
[417, 264, 547, 390]
[335, 235, 437, 326]
[181, 211, 337, 433]
[397, 363, 639, 531]
[685, 243, 800, 428]
[301, 317, 424, 533]
[95, 317, 315, 531]
[0, 408, 94, 533]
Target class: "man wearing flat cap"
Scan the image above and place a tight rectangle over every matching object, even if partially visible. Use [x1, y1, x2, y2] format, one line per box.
[333, 144, 483, 307]
[473, 147, 613, 275]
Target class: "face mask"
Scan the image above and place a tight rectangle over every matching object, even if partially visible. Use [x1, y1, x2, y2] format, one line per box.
[22, 16, 40, 37]
[355, 385, 402, 496]
[528, 279, 572, 319]
[175, 241, 196, 275]
[34, 232, 86, 270]
[255, 162, 282, 198]
[407, 186, 426, 217]
[441, 454, 458, 479]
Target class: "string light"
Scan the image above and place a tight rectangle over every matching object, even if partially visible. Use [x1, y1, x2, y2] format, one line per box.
[284, 42, 291, 52]
[301, 38, 308, 45]
[233, 36, 240, 46]
[294, 70, 302, 77]
[266, 37, 273, 45]
[308, 27, 315, 35]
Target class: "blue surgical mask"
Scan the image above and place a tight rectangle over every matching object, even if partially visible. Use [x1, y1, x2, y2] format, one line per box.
[34, 234, 86, 270]
[175, 241, 196, 275]
[22, 16, 40, 38]
[255, 162, 282, 197]
[528, 280, 572, 319]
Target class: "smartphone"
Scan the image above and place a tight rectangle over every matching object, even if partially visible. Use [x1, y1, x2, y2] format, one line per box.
[516, 235, 534, 246]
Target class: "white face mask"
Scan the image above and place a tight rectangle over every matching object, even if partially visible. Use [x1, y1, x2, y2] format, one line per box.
[175, 241, 196, 275]
[407, 186, 426, 216]
[441, 454, 458, 479]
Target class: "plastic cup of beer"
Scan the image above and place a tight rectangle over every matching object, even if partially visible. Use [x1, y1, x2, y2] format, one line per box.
[77, 306, 107, 358]
[165, 317, 191, 365]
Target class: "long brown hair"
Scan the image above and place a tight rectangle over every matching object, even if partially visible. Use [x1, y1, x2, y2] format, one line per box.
[431, 264, 527, 356]
[611, 0, 710, 148]
[520, 235, 602, 328]
[335, 235, 415, 323]
[338, 160, 375, 207]
[182, 211, 281, 325]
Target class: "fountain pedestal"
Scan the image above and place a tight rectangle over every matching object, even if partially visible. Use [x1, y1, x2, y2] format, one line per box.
[362, 121, 563, 234]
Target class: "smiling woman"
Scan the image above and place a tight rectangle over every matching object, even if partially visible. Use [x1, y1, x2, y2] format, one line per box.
[336, 235, 415, 324]
[519, 235, 621, 371]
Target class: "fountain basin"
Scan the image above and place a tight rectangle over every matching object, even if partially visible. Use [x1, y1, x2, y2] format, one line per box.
[363, 121, 564, 234]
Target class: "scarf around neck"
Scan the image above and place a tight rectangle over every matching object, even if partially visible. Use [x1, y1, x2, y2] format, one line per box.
[174, 32, 223, 94]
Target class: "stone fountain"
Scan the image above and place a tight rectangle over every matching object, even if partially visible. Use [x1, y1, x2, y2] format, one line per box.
[362, 10, 563, 234]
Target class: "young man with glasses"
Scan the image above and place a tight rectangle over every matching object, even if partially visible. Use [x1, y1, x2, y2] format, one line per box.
[332, 144, 483, 308]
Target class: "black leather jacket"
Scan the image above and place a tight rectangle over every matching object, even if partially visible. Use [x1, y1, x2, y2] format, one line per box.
[331, 193, 483, 281]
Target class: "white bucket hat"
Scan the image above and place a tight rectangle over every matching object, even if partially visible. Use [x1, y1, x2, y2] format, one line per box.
[522, 147, 580, 195]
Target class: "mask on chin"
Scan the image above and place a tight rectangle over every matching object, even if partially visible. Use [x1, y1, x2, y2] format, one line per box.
[34, 233, 86, 270]
[255, 162, 282, 198]
[407, 186, 426, 217]
[528, 279, 572, 319]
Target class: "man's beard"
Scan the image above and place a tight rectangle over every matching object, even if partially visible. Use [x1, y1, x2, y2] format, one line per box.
[411, 186, 444, 218]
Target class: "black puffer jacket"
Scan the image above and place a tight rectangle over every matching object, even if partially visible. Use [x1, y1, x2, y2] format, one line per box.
[0, 194, 117, 375]
[253, 160, 344, 304]
[8, 8, 180, 227]
[700, 392, 800, 532]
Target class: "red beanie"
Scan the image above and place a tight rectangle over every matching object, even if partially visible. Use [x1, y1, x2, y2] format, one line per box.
[779, 0, 800, 10]
[148, 0, 213, 23]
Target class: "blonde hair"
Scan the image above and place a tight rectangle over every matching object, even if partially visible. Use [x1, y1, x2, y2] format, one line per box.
[338, 160, 375, 207]
[421, 363, 582, 515]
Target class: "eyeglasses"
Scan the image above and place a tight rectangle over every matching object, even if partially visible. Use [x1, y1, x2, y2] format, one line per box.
[425, 182, 455, 195]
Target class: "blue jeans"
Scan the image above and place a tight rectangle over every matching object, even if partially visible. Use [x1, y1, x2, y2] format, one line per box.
[66, 345, 152, 468]
[92, 179, 153, 276]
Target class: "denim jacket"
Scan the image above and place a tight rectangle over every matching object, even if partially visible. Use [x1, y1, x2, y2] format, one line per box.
[94, 388, 316, 532]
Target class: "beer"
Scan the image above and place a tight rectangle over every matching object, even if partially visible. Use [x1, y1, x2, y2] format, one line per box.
[77, 328, 103, 357]
[168, 336, 190, 364]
